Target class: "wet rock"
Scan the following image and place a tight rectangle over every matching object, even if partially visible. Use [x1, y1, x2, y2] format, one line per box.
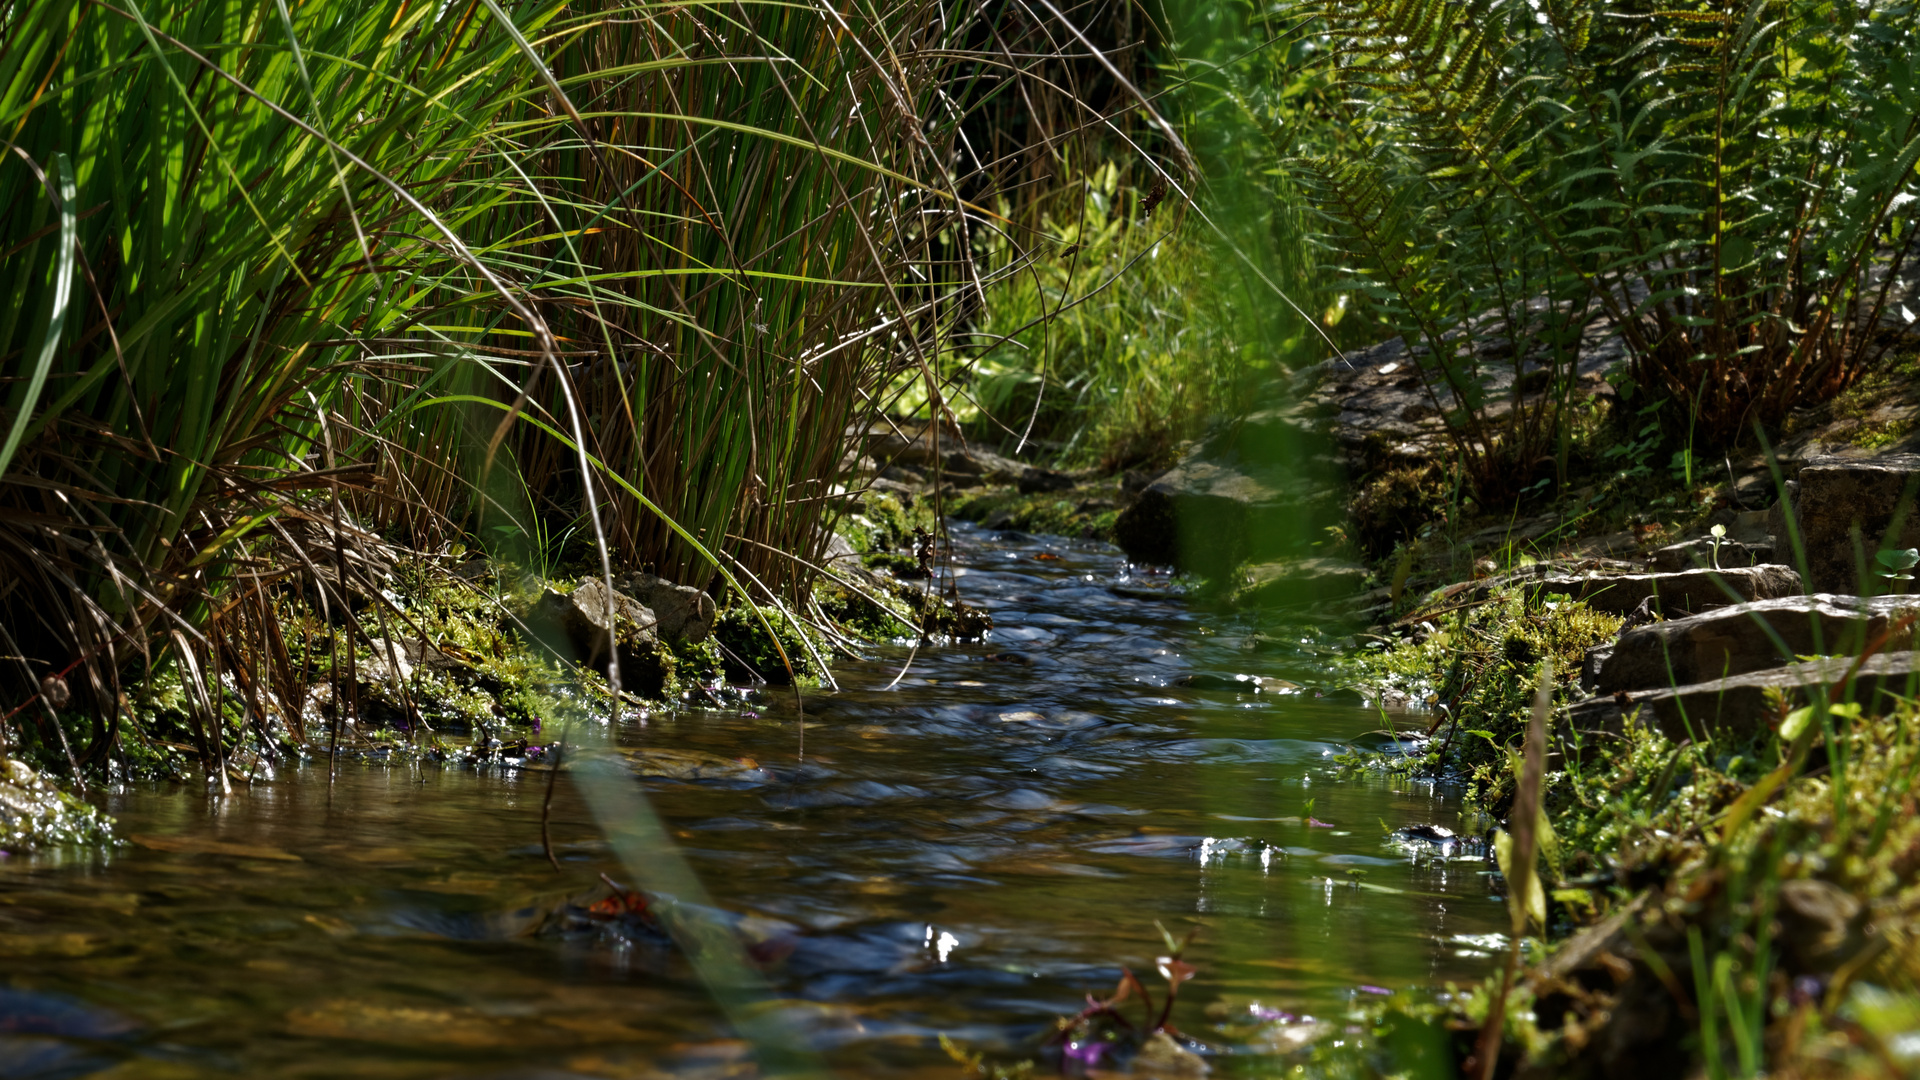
[1566, 651, 1920, 744]
[1647, 535, 1774, 572]
[1593, 593, 1917, 694]
[530, 578, 671, 696]
[617, 570, 715, 644]
[1230, 558, 1369, 608]
[1132, 1031, 1210, 1077]
[1773, 454, 1920, 593]
[1528, 564, 1802, 617]
[1113, 458, 1330, 573]
[0, 758, 113, 850]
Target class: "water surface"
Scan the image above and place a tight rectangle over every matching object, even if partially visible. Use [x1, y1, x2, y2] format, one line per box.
[0, 524, 1503, 1077]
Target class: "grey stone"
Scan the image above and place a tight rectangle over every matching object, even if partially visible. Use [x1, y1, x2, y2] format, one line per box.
[1112, 457, 1336, 572]
[1647, 536, 1774, 572]
[1529, 565, 1802, 617]
[363, 637, 475, 684]
[618, 571, 714, 644]
[1567, 650, 1920, 745]
[862, 420, 962, 470]
[533, 577, 657, 666]
[1595, 593, 1919, 694]
[1579, 644, 1614, 695]
[1773, 454, 1920, 593]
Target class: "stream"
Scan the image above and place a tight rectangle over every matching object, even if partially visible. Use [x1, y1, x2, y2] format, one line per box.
[0, 523, 1505, 1078]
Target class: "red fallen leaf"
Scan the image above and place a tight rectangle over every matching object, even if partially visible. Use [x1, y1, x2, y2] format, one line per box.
[1032, 552, 1061, 561]
[589, 874, 651, 919]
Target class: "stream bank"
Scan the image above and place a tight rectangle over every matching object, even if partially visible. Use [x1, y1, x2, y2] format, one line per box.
[1069, 332, 1920, 1078]
[0, 524, 1507, 1079]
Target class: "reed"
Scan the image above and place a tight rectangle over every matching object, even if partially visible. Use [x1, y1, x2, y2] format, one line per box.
[0, 0, 1105, 764]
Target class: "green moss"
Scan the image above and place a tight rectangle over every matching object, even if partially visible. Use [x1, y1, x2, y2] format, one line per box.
[712, 604, 827, 685]
[841, 490, 939, 555]
[949, 486, 1118, 539]
[1335, 590, 1621, 790]
[0, 757, 115, 851]
[815, 578, 918, 642]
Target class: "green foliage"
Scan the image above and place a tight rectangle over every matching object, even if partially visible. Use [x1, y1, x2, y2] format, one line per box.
[1337, 590, 1621, 787]
[0, 0, 1063, 769]
[1273, 0, 1920, 501]
[909, 167, 1262, 470]
[711, 604, 824, 686]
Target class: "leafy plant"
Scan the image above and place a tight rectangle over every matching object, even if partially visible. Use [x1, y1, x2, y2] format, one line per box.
[1276, 0, 1920, 502]
[1875, 546, 1919, 582]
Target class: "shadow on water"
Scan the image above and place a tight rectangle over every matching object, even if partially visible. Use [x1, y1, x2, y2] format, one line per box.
[0, 523, 1505, 1077]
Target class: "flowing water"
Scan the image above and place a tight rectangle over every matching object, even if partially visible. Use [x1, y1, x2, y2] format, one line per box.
[0, 524, 1505, 1078]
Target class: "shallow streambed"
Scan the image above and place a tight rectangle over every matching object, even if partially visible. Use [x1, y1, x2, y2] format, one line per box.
[0, 524, 1504, 1078]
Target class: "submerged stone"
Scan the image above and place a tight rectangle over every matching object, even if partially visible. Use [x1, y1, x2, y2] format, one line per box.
[1230, 558, 1370, 609]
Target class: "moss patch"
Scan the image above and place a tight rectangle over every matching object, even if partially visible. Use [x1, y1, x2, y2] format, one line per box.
[949, 485, 1121, 539]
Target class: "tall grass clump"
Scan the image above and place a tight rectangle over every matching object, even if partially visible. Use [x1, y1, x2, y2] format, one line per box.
[0, 0, 1085, 769]
[1265, 0, 1920, 503]
[0, 0, 566, 755]
[446, 0, 976, 593]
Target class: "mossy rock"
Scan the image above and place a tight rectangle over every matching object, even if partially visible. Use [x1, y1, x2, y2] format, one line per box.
[0, 758, 114, 851]
[712, 606, 826, 685]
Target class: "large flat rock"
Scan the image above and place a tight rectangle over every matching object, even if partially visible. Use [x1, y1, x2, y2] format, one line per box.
[1776, 455, 1920, 593]
[1595, 593, 1918, 694]
[1648, 535, 1774, 572]
[1112, 456, 1338, 572]
[1567, 651, 1920, 745]
[1529, 565, 1801, 617]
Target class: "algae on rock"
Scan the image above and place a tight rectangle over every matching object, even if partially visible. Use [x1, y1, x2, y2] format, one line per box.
[0, 758, 114, 852]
